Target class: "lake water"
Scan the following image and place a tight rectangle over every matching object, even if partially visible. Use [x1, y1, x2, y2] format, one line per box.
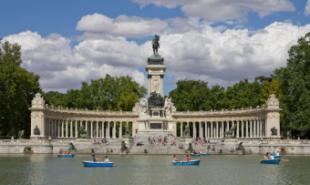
[0, 154, 309, 185]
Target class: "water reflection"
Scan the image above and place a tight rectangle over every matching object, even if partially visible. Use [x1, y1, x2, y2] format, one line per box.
[0, 155, 309, 185]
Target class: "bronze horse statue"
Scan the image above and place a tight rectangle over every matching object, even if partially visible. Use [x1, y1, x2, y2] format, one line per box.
[152, 34, 160, 54]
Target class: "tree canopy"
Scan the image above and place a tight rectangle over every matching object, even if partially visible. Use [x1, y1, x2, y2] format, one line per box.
[169, 79, 278, 112]
[275, 33, 310, 138]
[44, 75, 146, 111]
[0, 42, 40, 138]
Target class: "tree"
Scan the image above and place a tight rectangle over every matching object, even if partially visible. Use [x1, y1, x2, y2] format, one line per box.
[169, 80, 211, 111]
[0, 42, 40, 138]
[45, 75, 146, 111]
[275, 33, 310, 138]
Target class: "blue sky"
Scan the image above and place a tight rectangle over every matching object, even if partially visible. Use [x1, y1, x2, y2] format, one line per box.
[1, 0, 310, 94]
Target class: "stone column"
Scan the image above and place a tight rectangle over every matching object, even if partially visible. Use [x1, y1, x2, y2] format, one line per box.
[90, 121, 93, 138]
[258, 120, 261, 137]
[254, 120, 257, 138]
[96, 121, 99, 138]
[204, 122, 207, 138]
[210, 122, 213, 138]
[85, 121, 88, 137]
[61, 120, 64, 138]
[220, 122, 223, 138]
[215, 121, 220, 138]
[100, 122, 103, 138]
[57, 120, 60, 138]
[112, 122, 116, 138]
[236, 120, 240, 138]
[250, 120, 254, 138]
[107, 122, 110, 138]
[120, 122, 124, 138]
[192, 122, 195, 138]
[180, 122, 183, 137]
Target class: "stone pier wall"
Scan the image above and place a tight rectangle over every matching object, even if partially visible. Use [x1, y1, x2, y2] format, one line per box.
[0, 139, 310, 155]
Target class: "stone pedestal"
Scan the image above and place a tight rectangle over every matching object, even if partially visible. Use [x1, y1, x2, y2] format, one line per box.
[146, 54, 165, 96]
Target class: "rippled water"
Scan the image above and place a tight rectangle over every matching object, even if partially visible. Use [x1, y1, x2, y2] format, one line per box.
[0, 154, 309, 185]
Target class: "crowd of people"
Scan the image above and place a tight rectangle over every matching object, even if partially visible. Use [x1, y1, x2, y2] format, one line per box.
[147, 135, 177, 146]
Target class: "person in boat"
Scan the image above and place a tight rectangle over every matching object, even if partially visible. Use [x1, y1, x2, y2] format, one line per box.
[264, 152, 270, 160]
[104, 156, 110, 162]
[172, 154, 178, 161]
[91, 149, 97, 162]
[184, 153, 191, 161]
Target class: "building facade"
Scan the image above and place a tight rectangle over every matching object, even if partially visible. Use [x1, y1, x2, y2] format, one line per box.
[30, 52, 281, 140]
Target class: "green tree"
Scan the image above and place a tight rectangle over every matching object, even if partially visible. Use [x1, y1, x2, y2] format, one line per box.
[0, 42, 40, 138]
[169, 80, 211, 111]
[275, 33, 310, 138]
[45, 75, 146, 111]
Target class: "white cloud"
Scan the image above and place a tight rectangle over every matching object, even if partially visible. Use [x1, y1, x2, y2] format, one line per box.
[157, 22, 310, 84]
[133, 0, 295, 21]
[306, 0, 310, 15]
[3, 31, 146, 92]
[3, 20, 310, 93]
[76, 13, 168, 37]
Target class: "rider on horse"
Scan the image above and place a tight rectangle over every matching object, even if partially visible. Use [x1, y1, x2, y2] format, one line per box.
[152, 34, 160, 55]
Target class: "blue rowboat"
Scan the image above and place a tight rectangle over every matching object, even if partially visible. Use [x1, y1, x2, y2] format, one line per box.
[83, 161, 114, 167]
[172, 159, 200, 166]
[57, 153, 75, 158]
[260, 159, 280, 165]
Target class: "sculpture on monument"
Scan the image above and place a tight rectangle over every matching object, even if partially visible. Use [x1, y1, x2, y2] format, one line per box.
[183, 124, 191, 138]
[152, 34, 160, 55]
[271, 127, 278, 136]
[225, 125, 236, 138]
[78, 127, 88, 138]
[34, 126, 40, 135]
[148, 92, 164, 108]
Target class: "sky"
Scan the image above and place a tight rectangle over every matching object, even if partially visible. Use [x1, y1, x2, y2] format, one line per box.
[1, 0, 310, 95]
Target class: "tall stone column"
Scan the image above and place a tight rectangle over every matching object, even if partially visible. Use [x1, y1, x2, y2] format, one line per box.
[258, 120, 261, 137]
[204, 122, 207, 138]
[254, 120, 257, 138]
[85, 121, 88, 137]
[216, 122, 219, 138]
[90, 121, 93, 138]
[119, 122, 122, 138]
[95, 121, 99, 138]
[100, 122, 103, 138]
[211, 122, 213, 138]
[236, 121, 239, 138]
[75, 121, 78, 138]
[107, 122, 110, 138]
[62, 120, 64, 138]
[180, 122, 183, 137]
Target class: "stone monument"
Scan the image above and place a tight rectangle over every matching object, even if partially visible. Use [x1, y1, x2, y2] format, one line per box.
[134, 35, 176, 138]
